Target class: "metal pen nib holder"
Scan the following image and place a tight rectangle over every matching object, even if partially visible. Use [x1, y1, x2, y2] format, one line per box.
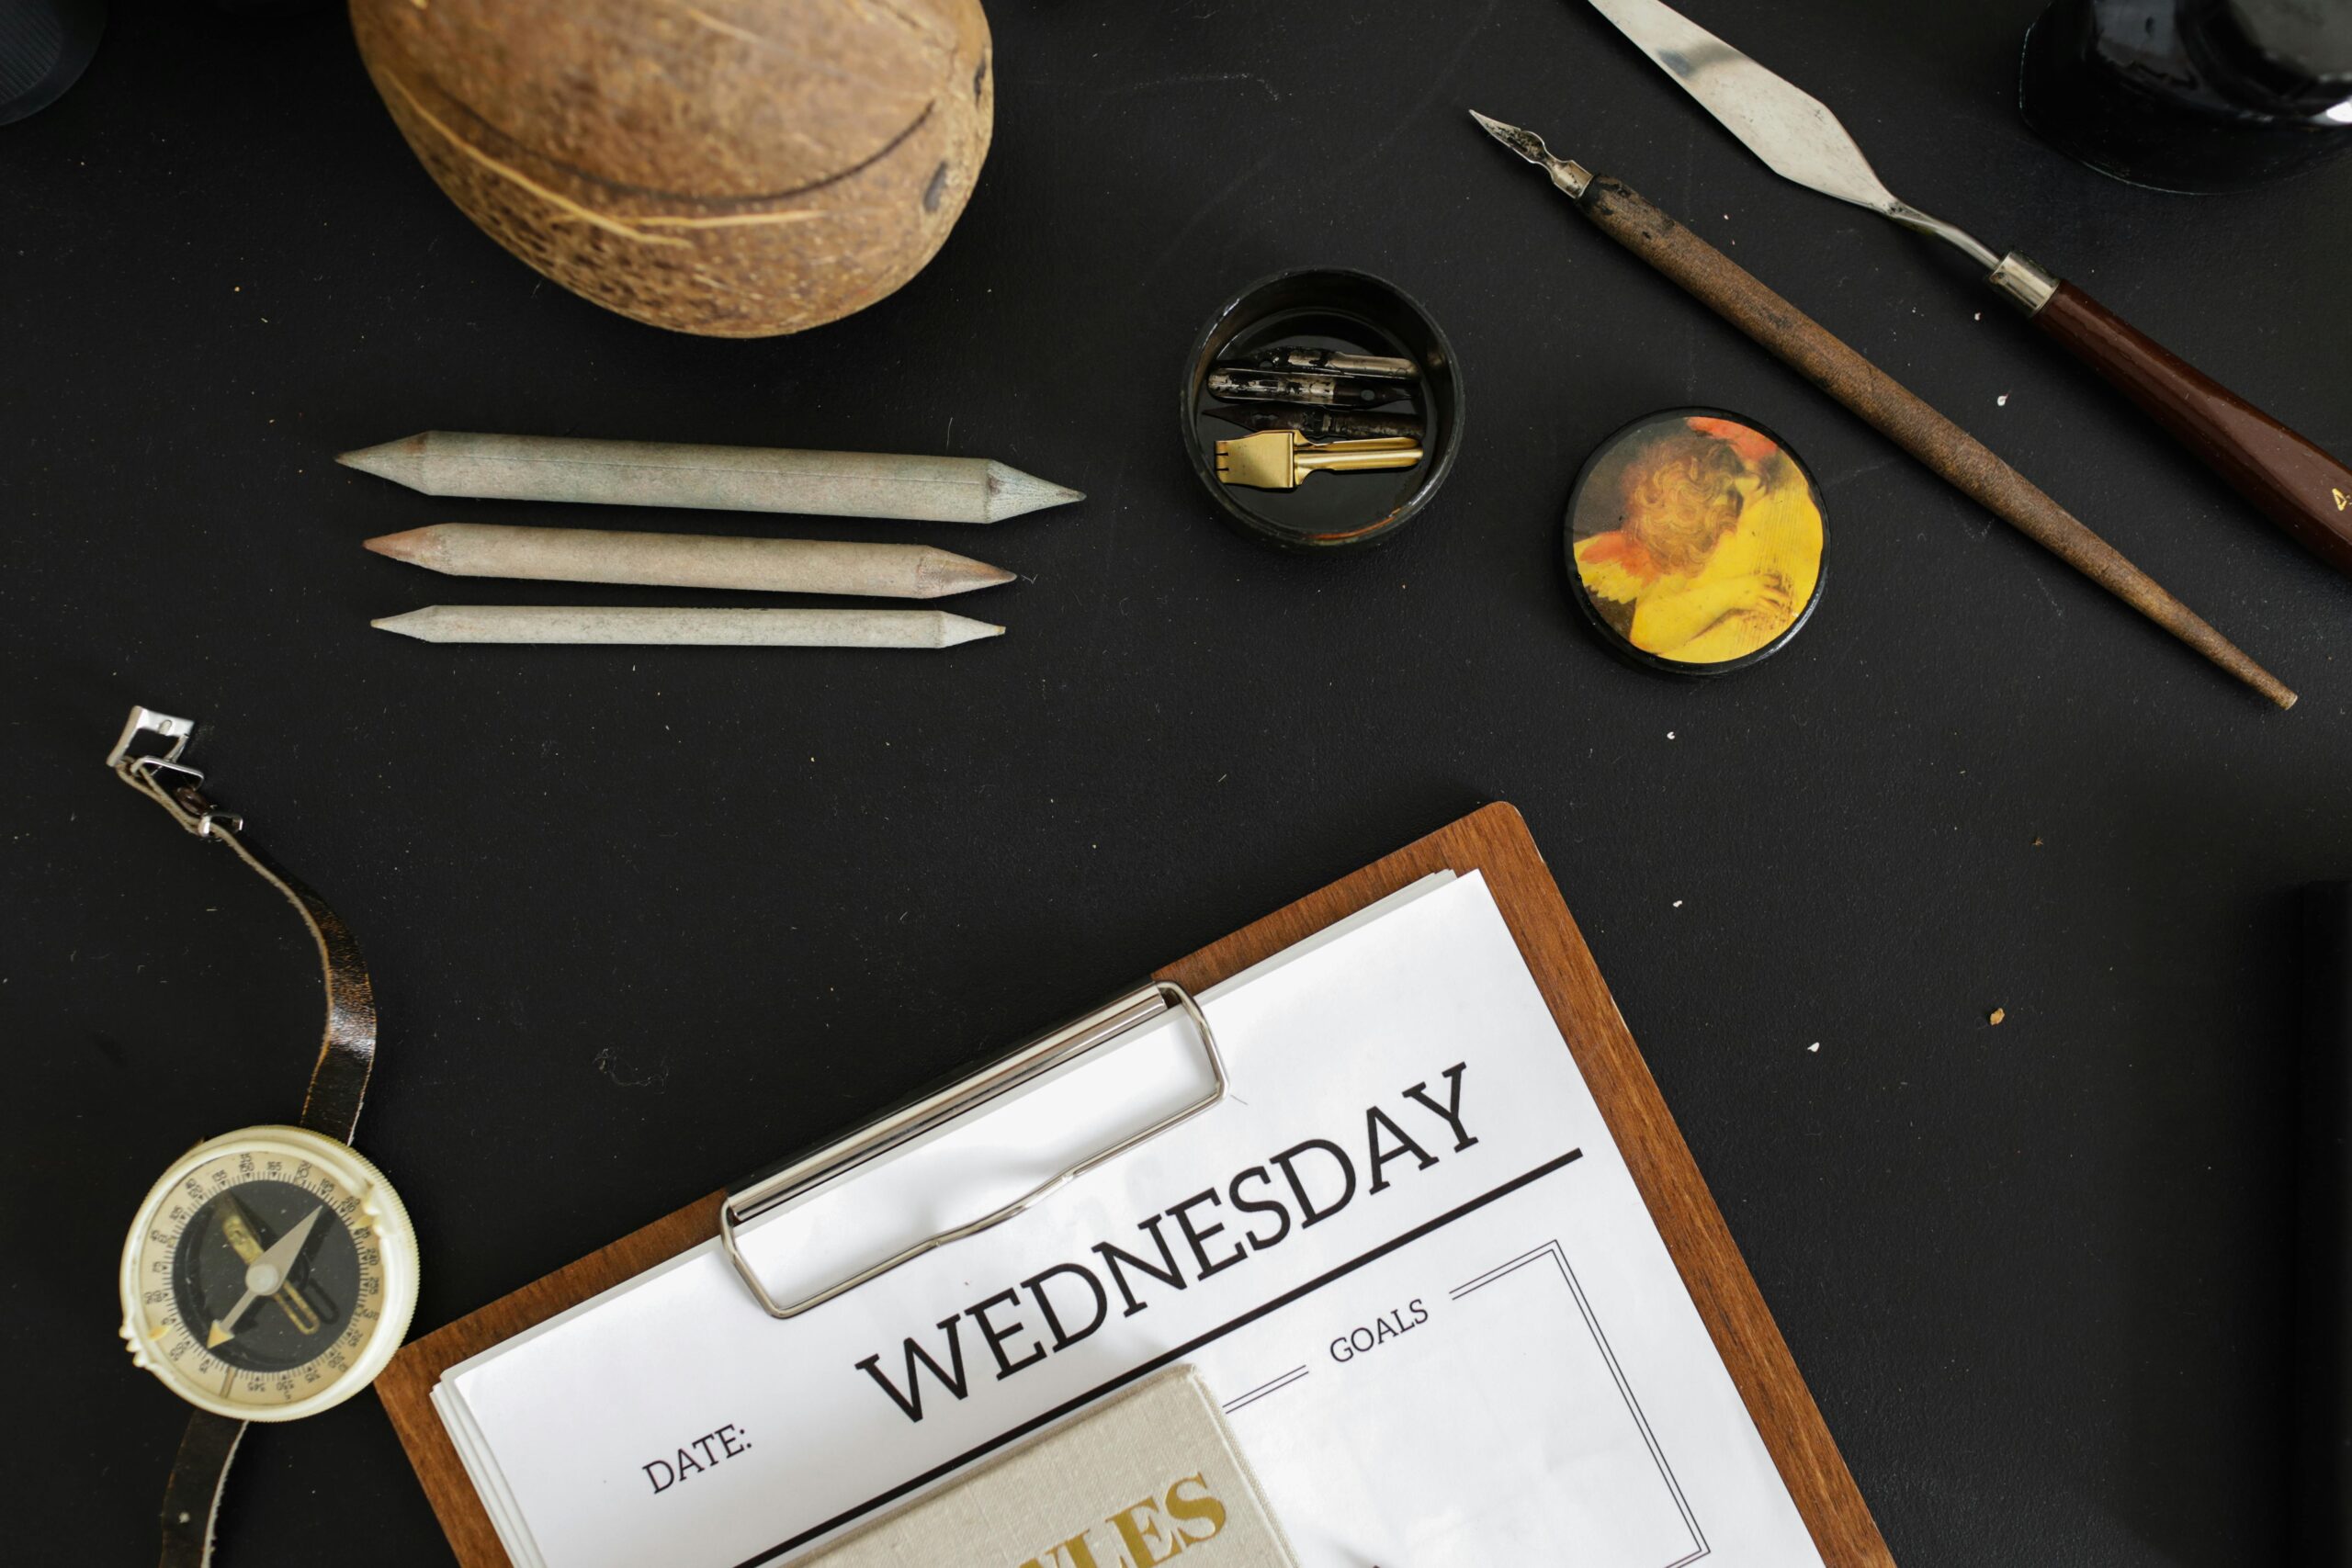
[1182, 267, 1465, 552]
[720, 981, 1224, 1319]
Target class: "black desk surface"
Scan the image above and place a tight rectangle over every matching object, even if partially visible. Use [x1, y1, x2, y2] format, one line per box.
[9, 3, 2348, 1563]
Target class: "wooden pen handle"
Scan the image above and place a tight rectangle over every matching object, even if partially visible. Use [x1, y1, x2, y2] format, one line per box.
[1575, 175, 2295, 710]
[2030, 280, 2352, 576]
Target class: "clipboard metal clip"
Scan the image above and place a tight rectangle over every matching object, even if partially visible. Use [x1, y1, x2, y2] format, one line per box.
[720, 980, 1224, 1320]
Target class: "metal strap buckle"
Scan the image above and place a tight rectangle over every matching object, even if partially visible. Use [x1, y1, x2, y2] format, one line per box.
[719, 979, 1225, 1320]
[106, 706, 197, 772]
[105, 707, 243, 838]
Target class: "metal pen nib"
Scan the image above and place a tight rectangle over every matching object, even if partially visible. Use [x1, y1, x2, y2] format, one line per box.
[1469, 110, 1592, 197]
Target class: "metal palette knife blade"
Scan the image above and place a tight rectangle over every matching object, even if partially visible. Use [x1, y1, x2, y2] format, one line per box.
[1584, 0, 2002, 267]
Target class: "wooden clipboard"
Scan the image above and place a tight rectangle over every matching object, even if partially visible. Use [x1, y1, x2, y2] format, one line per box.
[376, 802, 1894, 1566]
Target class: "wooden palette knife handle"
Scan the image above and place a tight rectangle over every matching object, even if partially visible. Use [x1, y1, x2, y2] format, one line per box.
[1990, 255, 2352, 578]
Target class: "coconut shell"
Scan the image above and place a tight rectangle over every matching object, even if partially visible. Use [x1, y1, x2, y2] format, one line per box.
[349, 0, 993, 337]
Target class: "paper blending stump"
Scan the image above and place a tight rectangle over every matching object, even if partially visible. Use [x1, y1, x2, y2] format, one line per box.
[376, 803, 1894, 1567]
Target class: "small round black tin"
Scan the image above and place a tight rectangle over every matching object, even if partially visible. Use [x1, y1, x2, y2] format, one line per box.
[1563, 408, 1826, 676]
[1181, 267, 1464, 552]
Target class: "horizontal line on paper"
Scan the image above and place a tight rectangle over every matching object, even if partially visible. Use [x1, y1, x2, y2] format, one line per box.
[736, 1145, 1587, 1568]
[1220, 1367, 1309, 1413]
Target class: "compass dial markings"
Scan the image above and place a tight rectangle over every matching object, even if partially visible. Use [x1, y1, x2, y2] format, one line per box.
[121, 1129, 417, 1420]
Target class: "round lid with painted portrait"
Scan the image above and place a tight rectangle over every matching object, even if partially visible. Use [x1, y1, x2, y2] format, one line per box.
[1563, 409, 1826, 675]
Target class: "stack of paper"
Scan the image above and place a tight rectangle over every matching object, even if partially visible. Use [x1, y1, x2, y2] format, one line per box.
[435, 872, 1826, 1567]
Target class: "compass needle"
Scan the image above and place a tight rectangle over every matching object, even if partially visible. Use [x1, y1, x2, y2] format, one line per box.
[220, 1203, 324, 1335]
[217, 1201, 326, 1336]
[206, 1205, 324, 1348]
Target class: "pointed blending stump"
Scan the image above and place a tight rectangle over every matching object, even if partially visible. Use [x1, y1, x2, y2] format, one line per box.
[364, 525, 1015, 600]
[338, 433, 1082, 525]
[371, 606, 1004, 649]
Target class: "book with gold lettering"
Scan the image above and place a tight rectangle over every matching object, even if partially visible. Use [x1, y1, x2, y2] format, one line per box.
[380, 807, 1891, 1568]
[801, 1368, 1295, 1568]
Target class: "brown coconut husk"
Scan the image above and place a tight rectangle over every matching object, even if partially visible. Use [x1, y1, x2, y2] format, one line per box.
[350, 0, 994, 337]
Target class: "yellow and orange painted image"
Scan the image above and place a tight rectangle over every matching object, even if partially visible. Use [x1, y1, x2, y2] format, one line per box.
[1569, 413, 1825, 668]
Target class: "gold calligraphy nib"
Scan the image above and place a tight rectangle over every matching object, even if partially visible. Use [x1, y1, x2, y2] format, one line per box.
[1215, 430, 1422, 491]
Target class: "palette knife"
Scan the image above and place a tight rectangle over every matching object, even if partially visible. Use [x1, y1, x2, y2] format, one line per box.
[1587, 0, 2352, 579]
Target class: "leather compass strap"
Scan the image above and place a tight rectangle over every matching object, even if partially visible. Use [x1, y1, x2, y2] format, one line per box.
[112, 738, 379, 1142]
[202, 818, 378, 1143]
[111, 710, 379, 1568]
[157, 1413, 244, 1568]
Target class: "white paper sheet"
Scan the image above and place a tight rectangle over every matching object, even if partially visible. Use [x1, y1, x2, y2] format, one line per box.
[435, 873, 1824, 1568]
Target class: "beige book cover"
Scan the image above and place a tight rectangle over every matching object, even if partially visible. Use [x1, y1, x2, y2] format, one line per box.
[801, 1367, 1299, 1568]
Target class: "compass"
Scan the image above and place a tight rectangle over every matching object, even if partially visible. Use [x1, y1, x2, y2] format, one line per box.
[103, 705, 420, 1568]
[120, 1125, 418, 1420]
